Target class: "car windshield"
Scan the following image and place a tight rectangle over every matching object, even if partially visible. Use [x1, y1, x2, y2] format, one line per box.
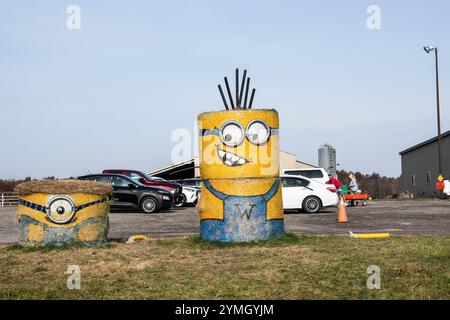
[90, 175, 144, 187]
[140, 172, 165, 181]
[284, 170, 323, 179]
[282, 177, 310, 188]
[124, 176, 144, 186]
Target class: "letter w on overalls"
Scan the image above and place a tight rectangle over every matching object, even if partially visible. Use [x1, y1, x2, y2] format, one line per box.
[234, 203, 256, 220]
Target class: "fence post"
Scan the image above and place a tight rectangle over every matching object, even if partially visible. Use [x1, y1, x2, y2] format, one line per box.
[1, 193, 4, 208]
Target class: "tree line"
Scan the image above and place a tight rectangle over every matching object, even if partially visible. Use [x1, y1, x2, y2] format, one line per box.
[0, 177, 56, 192]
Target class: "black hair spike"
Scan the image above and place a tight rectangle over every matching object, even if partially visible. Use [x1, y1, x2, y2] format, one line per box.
[217, 68, 256, 110]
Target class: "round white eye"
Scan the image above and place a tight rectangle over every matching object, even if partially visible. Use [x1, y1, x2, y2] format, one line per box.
[47, 196, 75, 224]
[246, 120, 270, 145]
[220, 121, 245, 147]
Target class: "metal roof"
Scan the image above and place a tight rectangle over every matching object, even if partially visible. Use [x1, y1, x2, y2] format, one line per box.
[148, 158, 195, 176]
[399, 130, 450, 155]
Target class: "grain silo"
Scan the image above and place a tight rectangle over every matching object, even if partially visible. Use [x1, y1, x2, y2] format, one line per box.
[318, 143, 336, 177]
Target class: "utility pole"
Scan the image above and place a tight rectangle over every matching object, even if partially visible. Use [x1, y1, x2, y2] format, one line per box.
[424, 46, 444, 197]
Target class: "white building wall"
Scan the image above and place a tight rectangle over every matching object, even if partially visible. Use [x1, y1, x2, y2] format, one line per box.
[279, 150, 316, 171]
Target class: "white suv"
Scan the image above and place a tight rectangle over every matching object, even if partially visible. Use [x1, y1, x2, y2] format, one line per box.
[281, 168, 329, 184]
[281, 175, 338, 213]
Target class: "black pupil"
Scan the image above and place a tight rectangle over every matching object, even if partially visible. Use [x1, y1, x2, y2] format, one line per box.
[224, 134, 232, 142]
[56, 206, 65, 214]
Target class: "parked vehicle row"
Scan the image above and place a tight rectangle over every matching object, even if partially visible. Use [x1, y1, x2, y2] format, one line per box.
[77, 168, 338, 214]
[77, 170, 202, 213]
[103, 169, 183, 200]
[78, 173, 173, 213]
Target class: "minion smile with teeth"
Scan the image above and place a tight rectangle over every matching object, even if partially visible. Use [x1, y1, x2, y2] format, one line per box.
[216, 145, 248, 166]
[198, 69, 284, 242]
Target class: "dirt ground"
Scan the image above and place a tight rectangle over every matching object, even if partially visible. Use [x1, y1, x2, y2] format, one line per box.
[1, 199, 449, 244]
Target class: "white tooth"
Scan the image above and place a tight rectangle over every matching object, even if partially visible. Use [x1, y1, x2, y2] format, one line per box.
[238, 158, 245, 165]
[224, 160, 233, 166]
[218, 150, 225, 157]
[231, 154, 239, 162]
[226, 152, 232, 160]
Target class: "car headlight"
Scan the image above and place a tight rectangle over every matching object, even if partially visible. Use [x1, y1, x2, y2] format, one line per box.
[163, 196, 170, 200]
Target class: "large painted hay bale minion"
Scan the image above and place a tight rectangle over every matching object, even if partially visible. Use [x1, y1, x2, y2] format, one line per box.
[15, 180, 112, 246]
[198, 69, 284, 242]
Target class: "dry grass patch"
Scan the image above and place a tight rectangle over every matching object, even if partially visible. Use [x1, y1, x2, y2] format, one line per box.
[0, 234, 448, 300]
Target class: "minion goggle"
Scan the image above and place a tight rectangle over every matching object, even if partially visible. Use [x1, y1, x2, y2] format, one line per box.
[200, 119, 278, 147]
[19, 195, 110, 225]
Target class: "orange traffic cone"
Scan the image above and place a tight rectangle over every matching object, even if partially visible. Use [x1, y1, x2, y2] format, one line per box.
[337, 196, 348, 223]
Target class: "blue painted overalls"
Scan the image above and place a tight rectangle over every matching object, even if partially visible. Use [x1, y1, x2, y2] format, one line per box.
[200, 179, 284, 242]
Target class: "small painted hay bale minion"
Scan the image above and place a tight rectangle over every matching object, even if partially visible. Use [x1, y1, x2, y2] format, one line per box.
[15, 180, 112, 246]
[198, 69, 284, 242]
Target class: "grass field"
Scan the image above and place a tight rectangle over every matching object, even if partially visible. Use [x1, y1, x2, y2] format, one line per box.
[0, 234, 449, 300]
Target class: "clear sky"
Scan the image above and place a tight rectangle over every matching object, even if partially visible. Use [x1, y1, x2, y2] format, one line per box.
[1, 0, 449, 179]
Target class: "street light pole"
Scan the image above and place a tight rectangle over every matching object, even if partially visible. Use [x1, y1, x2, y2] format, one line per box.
[424, 46, 443, 181]
[434, 48, 443, 177]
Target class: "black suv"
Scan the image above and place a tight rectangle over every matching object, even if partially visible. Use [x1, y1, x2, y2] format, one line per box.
[78, 173, 173, 213]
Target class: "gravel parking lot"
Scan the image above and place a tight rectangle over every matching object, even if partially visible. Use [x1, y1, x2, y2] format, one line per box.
[1, 199, 449, 244]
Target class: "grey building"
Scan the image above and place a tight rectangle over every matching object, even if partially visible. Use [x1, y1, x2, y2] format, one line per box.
[318, 143, 336, 177]
[399, 130, 450, 197]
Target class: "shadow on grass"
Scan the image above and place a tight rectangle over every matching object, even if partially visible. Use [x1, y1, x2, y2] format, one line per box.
[5, 242, 113, 253]
[186, 232, 317, 248]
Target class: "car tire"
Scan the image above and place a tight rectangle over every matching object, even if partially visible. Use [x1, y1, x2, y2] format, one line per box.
[140, 197, 159, 214]
[174, 194, 187, 207]
[302, 196, 321, 214]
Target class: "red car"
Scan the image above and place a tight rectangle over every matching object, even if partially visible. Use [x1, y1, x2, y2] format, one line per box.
[102, 169, 183, 204]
